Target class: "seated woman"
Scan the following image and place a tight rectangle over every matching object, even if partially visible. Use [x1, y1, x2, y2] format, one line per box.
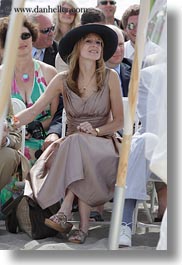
[54, 0, 80, 73]
[14, 24, 123, 244]
[0, 17, 59, 166]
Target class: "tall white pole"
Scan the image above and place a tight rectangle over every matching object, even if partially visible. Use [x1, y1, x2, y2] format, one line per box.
[0, 0, 26, 143]
[108, 0, 151, 250]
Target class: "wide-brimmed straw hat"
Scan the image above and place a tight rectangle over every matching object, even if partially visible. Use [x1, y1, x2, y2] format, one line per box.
[58, 24, 118, 63]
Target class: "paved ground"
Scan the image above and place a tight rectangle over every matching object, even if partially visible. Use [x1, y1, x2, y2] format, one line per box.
[0, 202, 161, 250]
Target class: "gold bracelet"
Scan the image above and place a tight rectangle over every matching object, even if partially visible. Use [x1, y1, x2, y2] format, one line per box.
[95, 128, 100, 136]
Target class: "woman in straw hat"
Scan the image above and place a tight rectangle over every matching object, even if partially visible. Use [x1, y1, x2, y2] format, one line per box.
[15, 24, 124, 243]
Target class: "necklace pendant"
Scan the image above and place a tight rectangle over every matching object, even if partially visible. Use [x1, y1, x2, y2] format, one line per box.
[22, 73, 29, 82]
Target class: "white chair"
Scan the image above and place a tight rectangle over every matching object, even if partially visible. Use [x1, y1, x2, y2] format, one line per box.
[11, 98, 26, 153]
[61, 108, 67, 137]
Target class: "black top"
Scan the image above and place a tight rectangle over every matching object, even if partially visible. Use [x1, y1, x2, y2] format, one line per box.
[119, 58, 132, 97]
[43, 41, 58, 67]
[47, 95, 64, 137]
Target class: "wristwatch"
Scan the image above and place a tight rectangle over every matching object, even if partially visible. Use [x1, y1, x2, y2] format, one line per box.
[95, 128, 100, 136]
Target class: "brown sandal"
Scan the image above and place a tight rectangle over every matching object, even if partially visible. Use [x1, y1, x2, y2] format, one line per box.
[68, 229, 88, 244]
[45, 212, 73, 234]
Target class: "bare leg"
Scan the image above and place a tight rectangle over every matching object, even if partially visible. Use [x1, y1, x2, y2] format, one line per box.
[58, 189, 75, 219]
[78, 199, 91, 234]
[91, 204, 104, 215]
[67, 199, 90, 244]
[45, 189, 75, 234]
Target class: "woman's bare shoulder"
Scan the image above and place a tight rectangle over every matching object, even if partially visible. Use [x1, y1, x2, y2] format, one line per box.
[107, 67, 118, 78]
[54, 71, 68, 84]
[38, 60, 57, 73]
[59, 70, 69, 76]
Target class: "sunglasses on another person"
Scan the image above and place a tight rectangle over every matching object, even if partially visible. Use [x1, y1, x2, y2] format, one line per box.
[127, 23, 138, 30]
[20, 32, 32, 40]
[99, 1, 116, 5]
[39, 25, 55, 34]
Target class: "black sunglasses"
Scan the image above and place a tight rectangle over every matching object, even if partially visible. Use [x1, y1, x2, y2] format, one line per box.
[21, 32, 32, 40]
[99, 1, 116, 5]
[39, 25, 55, 34]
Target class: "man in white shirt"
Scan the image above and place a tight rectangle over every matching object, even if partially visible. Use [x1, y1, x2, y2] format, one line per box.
[122, 4, 161, 61]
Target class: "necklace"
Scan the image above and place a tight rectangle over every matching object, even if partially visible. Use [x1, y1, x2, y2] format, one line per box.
[79, 72, 95, 92]
[21, 73, 30, 82]
[15, 62, 33, 83]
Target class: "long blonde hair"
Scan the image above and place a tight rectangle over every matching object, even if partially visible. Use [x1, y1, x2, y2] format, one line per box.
[67, 36, 106, 96]
[53, 0, 80, 42]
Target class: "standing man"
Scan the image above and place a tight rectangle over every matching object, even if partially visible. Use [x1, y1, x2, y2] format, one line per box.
[106, 25, 132, 97]
[96, 0, 120, 26]
[28, 13, 58, 67]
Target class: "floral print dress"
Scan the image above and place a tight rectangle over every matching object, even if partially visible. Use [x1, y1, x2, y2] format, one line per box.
[11, 59, 51, 166]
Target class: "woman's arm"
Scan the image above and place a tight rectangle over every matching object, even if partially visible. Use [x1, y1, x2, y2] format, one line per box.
[15, 73, 64, 127]
[41, 94, 60, 130]
[39, 62, 59, 130]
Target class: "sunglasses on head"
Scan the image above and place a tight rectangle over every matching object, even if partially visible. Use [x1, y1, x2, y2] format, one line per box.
[20, 32, 32, 40]
[99, 1, 116, 5]
[39, 25, 55, 34]
[127, 23, 137, 30]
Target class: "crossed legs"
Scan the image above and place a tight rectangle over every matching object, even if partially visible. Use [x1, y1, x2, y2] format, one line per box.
[45, 188, 91, 241]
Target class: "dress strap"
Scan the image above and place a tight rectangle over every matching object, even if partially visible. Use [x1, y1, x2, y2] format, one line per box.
[33, 59, 47, 86]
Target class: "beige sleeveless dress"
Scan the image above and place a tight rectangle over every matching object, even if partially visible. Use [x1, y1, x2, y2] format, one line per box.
[24, 69, 121, 209]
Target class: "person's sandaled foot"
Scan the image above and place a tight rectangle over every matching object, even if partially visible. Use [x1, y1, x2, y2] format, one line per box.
[68, 229, 88, 244]
[45, 212, 73, 234]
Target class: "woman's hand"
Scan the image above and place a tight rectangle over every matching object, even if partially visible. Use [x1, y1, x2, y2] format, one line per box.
[77, 122, 97, 136]
[42, 133, 60, 151]
[13, 116, 21, 128]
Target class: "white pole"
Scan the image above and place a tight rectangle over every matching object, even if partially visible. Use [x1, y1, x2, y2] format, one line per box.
[0, 0, 26, 143]
[108, 0, 151, 250]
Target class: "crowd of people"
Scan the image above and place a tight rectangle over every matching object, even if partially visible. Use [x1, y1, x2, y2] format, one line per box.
[0, 0, 166, 248]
